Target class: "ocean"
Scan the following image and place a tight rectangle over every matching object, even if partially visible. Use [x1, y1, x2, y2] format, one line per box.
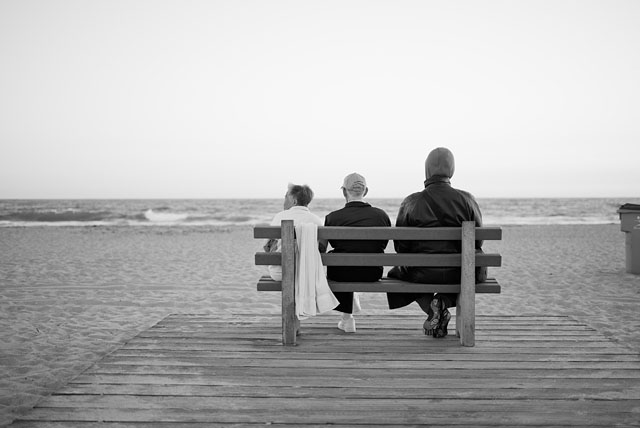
[0, 198, 637, 227]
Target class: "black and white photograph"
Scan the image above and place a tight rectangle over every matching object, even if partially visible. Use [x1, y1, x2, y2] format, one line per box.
[1, 0, 639, 426]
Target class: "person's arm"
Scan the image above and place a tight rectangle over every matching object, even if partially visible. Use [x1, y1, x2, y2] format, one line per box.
[379, 210, 392, 252]
[318, 216, 329, 253]
[264, 239, 278, 252]
[266, 211, 282, 252]
[468, 194, 484, 249]
[393, 201, 409, 253]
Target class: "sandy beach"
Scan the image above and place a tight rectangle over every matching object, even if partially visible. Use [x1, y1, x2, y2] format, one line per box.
[1, 224, 639, 426]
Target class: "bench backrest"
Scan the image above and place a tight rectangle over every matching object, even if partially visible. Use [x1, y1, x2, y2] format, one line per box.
[254, 221, 502, 268]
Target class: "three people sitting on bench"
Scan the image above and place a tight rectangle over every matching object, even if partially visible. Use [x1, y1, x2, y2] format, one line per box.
[265, 147, 486, 339]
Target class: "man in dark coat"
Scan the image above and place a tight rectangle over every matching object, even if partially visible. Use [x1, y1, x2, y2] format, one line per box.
[320, 173, 391, 333]
[387, 147, 486, 338]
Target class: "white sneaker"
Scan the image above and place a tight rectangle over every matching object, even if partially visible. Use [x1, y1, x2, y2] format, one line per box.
[338, 317, 356, 333]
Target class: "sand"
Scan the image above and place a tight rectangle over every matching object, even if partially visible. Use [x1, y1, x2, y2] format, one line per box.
[1, 224, 640, 426]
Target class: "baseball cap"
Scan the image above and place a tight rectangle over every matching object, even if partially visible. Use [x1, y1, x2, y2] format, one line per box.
[342, 173, 367, 192]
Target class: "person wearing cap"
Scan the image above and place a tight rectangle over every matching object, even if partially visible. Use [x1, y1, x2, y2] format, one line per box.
[387, 147, 487, 338]
[265, 183, 324, 281]
[320, 173, 391, 333]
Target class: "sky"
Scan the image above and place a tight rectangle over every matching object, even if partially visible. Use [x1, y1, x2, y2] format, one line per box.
[1, 0, 639, 199]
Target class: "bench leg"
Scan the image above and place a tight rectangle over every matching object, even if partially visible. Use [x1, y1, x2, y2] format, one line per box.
[458, 294, 475, 347]
[281, 220, 297, 345]
[281, 274, 297, 345]
[282, 303, 297, 345]
[459, 222, 476, 347]
[281, 269, 297, 345]
[456, 296, 461, 338]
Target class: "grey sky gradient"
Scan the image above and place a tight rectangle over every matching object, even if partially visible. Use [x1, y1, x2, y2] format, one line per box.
[1, 0, 639, 199]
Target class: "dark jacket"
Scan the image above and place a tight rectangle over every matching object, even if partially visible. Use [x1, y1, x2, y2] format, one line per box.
[324, 201, 391, 282]
[387, 176, 486, 309]
[322, 201, 391, 314]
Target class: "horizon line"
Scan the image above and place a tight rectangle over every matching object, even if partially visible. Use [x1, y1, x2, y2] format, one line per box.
[1, 196, 638, 200]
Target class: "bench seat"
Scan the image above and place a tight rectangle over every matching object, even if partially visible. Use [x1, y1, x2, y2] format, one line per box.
[257, 275, 501, 294]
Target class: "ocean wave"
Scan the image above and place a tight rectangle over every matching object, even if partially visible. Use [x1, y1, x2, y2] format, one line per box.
[0, 208, 271, 227]
[144, 209, 189, 223]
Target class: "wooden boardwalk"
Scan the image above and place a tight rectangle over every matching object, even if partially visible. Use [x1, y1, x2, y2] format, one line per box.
[11, 314, 640, 427]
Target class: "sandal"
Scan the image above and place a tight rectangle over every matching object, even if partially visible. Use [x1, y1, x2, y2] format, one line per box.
[423, 297, 441, 336]
[433, 308, 451, 338]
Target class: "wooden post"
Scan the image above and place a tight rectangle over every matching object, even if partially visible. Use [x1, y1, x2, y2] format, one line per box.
[455, 299, 461, 338]
[459, 221, 476, 347]
[281, 220, 297, 345]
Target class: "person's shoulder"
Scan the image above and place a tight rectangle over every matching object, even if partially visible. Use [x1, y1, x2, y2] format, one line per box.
[308, 212, 324, 225]
[327, 206, 347, 216]
[372, 206, 391, 225]
[452, 187, 482, 217]
[270, 210, 287, 225]
[454, 187, 478, 202]
[369, 204, 391, 218]
[287, 206, 322, 225]
[401, 191, 424, 205]
[324, 207, 345, 225]
[407, 190, 424, 199]
[293, 207, 322, 222]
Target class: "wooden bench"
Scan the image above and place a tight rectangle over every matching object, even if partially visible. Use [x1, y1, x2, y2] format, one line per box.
[254, 220, 502, 347]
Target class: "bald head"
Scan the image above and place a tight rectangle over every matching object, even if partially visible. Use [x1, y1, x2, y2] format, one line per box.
[425, 147, 455, 179]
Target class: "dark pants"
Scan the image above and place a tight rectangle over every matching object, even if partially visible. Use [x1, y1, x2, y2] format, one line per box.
[328, 266, 383, 314]
[334, 292, 355, 314]
[386, 265, 487, 310]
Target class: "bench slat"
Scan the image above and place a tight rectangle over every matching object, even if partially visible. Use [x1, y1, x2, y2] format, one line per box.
[254, 226, 502, 240]
[257, 275, 501, 294]
[255, 252, 502, 267]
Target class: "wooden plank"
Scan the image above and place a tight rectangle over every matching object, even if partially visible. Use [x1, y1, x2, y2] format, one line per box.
[143, 323, 592, 334]
[33, 395, 640, 415]
[59, 382, 640, 400]
[14, 423, 615, 428]
[116, 343, 628, 355]
[82, 359, 640, 376]
[137, 325, 597, 337]
[89, 358, 640, 371]
[459, 221, 476, 346]
[102, 349, 640, 362]
[121, 328, 616, 342]
[254, 225, 503, 240]
[18, 400, 640, 426]
[255, 252, 502, 267]
[123, 339, 620, 351]
[280, 220, 296, 345]
[159, 314, 588, 326]
[121, 331, 618, 343]
[69, 372, 640, 388]
[257, 276, 501, 293]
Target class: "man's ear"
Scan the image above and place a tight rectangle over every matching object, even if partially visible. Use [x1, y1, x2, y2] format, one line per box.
[363, 187, 369, 197]
[342, 188, 348, 199]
